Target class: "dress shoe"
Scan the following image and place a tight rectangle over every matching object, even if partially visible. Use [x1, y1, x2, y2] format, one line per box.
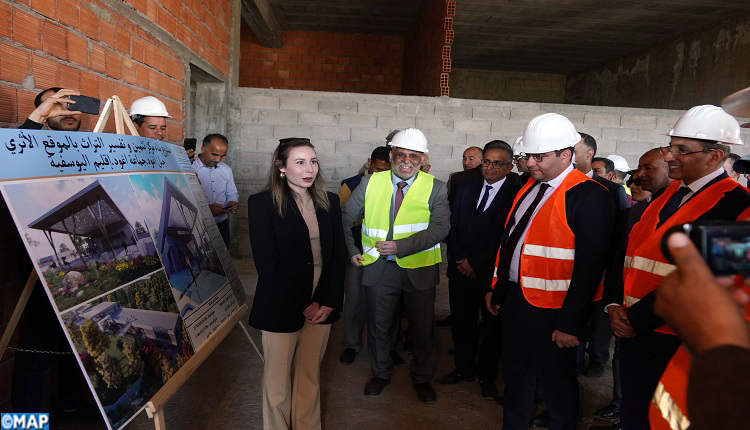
[435, 315, 452, 326]
[585, 361, 606, 377]
[390, 349, 405, 366]
[533, 410, 548, 427]
[364, 377, 390, 397]
[437, 369, 475, 385]
[589, 423, 621, 430]
[594, 403, 620, 420]
[478, 379, 498, 399]
[340, 348, 357, 365]
[413, 382, 437, 404]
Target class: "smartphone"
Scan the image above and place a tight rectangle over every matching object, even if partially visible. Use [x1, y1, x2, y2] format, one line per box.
[662, 221, 750, 275]
[67, 95, 100, 115]
[184, 138, 197, 152]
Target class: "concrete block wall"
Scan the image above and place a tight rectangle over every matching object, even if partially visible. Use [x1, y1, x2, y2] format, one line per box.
[239, 25, 403, 94]
[451, 68, 566, 104]
[226, 87, 750, 257]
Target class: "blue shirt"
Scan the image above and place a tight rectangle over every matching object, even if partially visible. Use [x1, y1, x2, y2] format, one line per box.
[192, 156, 239, 223]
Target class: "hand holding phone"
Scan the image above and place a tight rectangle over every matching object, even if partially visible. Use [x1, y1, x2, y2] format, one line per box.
[67, 95, 101, 115]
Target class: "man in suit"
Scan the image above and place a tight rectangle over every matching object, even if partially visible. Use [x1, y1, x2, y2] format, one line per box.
[607, 105, 750, 430]
[591, 147, 674, 430]
[437, 141, 520, 400]
[462, 146, 483, 171]
[487, 113, 615, 429]
[338, 146, 393, 365]
[342, 128, 450, 404]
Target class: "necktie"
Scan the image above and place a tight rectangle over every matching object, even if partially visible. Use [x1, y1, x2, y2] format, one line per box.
[394, 181, 408, 217]
[495, 183, 550, 283]
[658, 186, 691, 227]
[476, 185, 493, 214]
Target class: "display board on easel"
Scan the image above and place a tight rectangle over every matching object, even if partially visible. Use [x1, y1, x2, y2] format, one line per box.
[0, 104, 247, 430]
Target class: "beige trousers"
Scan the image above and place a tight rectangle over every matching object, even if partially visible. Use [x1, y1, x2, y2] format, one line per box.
[261, 266, 331, 430]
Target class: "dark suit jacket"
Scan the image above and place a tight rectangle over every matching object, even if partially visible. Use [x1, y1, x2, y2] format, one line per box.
[591, 174, 629, 210]
[341, 172, 450, 290]
[446, 176, 520, 286]
[448, 166, 521, 204]
[247, 190, 346, 333]
[623, 173, 750, 333]
[495, 178, 616, 337]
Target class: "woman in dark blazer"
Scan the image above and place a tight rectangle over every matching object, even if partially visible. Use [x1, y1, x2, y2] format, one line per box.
[247, 137, 345, 430]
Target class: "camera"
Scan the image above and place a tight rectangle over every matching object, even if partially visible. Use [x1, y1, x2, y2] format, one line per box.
[662, 220, 750, 275]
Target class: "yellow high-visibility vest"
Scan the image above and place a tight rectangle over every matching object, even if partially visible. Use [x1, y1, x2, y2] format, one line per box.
[361, 171, 441, 268]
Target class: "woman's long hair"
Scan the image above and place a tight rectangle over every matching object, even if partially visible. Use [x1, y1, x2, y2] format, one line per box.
[266, 138, 331, 218]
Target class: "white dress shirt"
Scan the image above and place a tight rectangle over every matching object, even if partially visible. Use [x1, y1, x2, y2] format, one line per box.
[192, 156, 240, 223]
[508, 164, 574, 283]
[678, 166, 725, 206]
[476, 177, 507, 211]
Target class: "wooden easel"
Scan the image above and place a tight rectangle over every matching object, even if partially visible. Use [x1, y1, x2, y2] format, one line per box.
[145, 304, 249, 430]
[0, 271, 39, 362]
[93, 95, 140, 135]
[1, 104, 264, 430]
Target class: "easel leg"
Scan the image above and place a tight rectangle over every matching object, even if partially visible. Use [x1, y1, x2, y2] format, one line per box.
[152, 409, 167, 430]
[0, 270, 39, 361]
[238, 320, 264, 363]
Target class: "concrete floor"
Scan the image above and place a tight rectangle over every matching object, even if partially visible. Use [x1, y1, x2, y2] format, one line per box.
[59, 257, 617, 430]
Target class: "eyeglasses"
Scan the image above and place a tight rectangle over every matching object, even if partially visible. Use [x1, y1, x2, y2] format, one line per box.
[392, 151, 422, 162]
[520, 152, 555, 162]
[659, 146, 708, 157]
[481, 159, 513, 169]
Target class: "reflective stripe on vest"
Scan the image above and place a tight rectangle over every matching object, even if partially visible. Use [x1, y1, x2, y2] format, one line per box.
[624, 295, 640, 307]
[623, 178, 740, 335]
[623, 256, 676, 277]
[649, 347, 692, 430]
[360, 171, 441, 268]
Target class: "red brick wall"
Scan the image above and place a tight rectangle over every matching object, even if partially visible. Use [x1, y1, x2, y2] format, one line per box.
[239, 24, 403, 94]
[402, 0, 446, 96]
[0, 0, 231, 413]
[0, 0, 231, 141]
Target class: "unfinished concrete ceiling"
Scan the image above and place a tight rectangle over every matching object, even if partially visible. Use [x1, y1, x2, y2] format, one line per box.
[249, 0, 750, 75]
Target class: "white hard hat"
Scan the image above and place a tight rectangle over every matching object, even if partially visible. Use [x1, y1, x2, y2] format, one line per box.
[668, 105, 743, 145]
[388, 128, 428, 153]
[516, 113, 581, 154]
[513, 136, 525, 156]
[606, 154, 630, 172]
[129, 96, 171, 118]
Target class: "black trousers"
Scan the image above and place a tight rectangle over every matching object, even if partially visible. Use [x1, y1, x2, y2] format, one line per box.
[448, 275, 501, 382]
[501, 283, 579, 430]
[619, 331, 681, 430]
[576, 301, 612, 372]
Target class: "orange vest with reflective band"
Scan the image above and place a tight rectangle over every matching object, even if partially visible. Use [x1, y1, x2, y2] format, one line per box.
[623, 178, 742, 335]
[649, 346, 691, 430]
[649, 210, 750, 430]
[492, 169, 602, 308]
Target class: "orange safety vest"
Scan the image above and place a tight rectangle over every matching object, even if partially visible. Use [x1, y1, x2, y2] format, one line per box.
[649, 346, 692, 430]
[623, 178, 741, 335]
[492, 169, 602, 308]
[649, 211, 750, 430]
